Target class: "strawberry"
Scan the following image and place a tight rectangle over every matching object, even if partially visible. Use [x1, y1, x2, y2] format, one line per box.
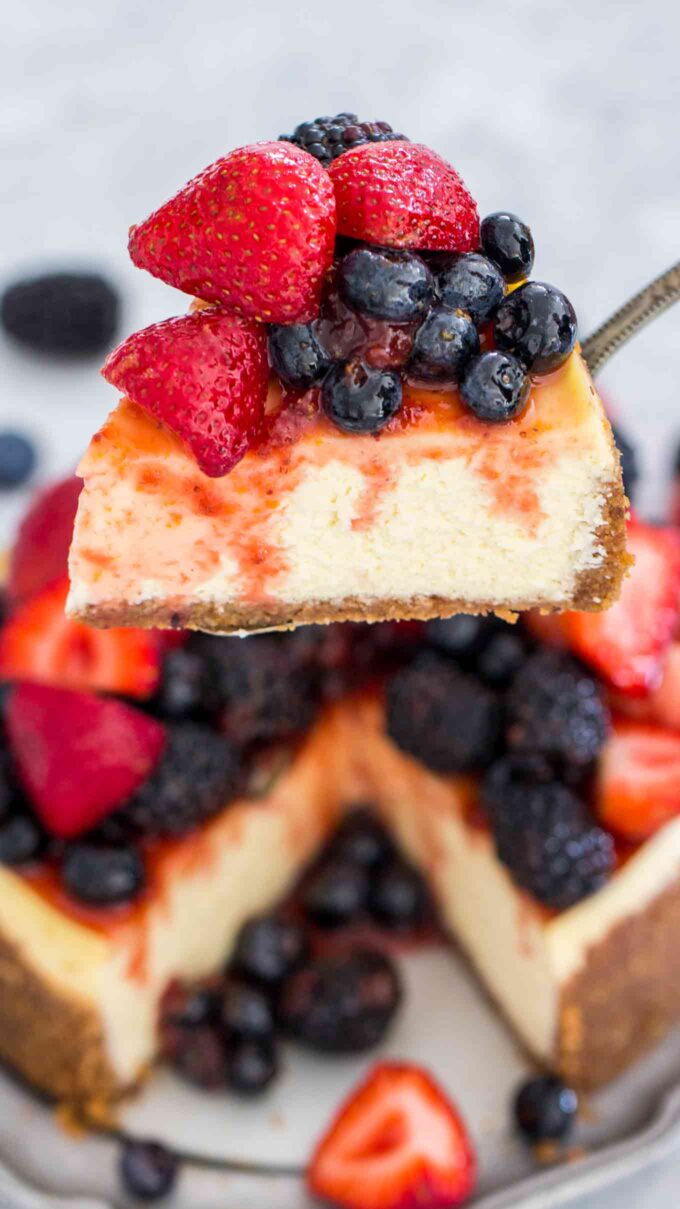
[562, 520, 680, 695]
[308, 1063, 476, 1209]
[0, 578, 160, 699]
[6, 475, 81, 608]
[597, 718, 680, 841]
[102, 308, 269, 477]
[6, 683, 166, 838]
[328, 143, 479, 253]
[128, 142, 336, 324]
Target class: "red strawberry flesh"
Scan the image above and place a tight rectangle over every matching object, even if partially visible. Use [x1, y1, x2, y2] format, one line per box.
[597, 719, 680, 841]
[128, 141, 336, 324]
[7, 475, 82, 609]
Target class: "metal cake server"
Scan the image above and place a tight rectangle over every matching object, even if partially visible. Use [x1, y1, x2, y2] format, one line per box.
[582, 259, 680, 375]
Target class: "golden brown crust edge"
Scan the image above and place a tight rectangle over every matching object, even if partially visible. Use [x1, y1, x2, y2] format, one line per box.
[0, 928, 122, 1105]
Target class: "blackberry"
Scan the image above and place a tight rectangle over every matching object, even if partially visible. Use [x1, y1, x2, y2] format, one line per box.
[280, 948, 401, 1053]
[1, 272, 120, 355]
[61, 841, 145, 905]
[611, 422, 638, 501]
[480, 213, 535, 283]
[194, 632, 319, 748]
[328, 807, 394, 869]
[506, 648, 609, 774]
[0, 432, 36, 489]
[338, 247, 434, 323]
[225, 1038, 279, 1095]
[514, 1075, 578, 1143]
[436, 253, 505, 326]
[322, 360, 403, 434]
[494, 281, 577, 374]
[120, 1140, 178, 1202]
[460, 351, 531, 423]
[116, 723, 241, 837]
[302, 859, 370, 928]
[483, 772, 614, 909]
[232, 914, 309, 987]
[221, 980, 275, 1040]
[369, 858, 428, 930]
[409, 307, 479, 384]
[280, 113, 407, 167]
[268, 323, 332, 389]
[386, 652, 501, 773]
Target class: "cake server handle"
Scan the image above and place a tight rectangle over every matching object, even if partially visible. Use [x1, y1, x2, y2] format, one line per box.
[582, 259, 680, 376]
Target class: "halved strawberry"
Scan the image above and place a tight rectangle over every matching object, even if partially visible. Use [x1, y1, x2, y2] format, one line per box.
[102, 308, 269, 478]
[609, 643, 680, 730]
[6, 475, 82, 608]
[128, 142, 336, 324]
[308, 1063, 476, 1209]
[562, 520, 680, 695]
[0, 578, 160, 699]
[6, 683, 166, 838]
[596, 719, 680, 841]
[328, 143, 479, 252]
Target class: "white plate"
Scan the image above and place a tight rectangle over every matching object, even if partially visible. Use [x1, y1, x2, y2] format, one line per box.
[3, 944, 680, 1207]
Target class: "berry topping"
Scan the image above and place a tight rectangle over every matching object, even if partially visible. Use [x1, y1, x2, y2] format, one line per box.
[6, 475, 81, 608]
[128, 142, 336, 323]
[436, 252, 505, 326]
[0, 811, 46, 865]
[328, 807, 394, 869]
[308, 1062, 476, 1209]
[506, 648, 609, 774]
[0, 578, 161, 699]
[386, 653, 501, 773]
[161, 981, 219, 1032]
[5, 684, 166, 838]
[316, 284, 418, 369]
[233, 914, 309, 986]
[514, 1076, 578, 1143]
[425, 614, 498, 662]
[1, 272, 120, 355]
[322, 361, 403, 433]
[115, 722, 240, 837]
[120, 1139, 178, 1202]
[483, 771, 613, 909]
[493, 281, 577, 374]
[476, 628, 529, 687]
[480, 213, 535, 284]
[596, 720, 680, 841]
[460, 350, 531, 422]
[0, 432, 36, 490]
[280, 113, 407, 166]
[151, 645, 217, 720]
[611, 422, 638, 502]
[302, 859, 370, 929]
[337, 247, 434, 322]
[562, 520, 680, 695]
[408, 307, 479, 384]
[221, 980, 275, 1041]
[173, 1025, 227, 1088]
[61, 840, 146, 905]
[268, 323, 332, 389]
[225, 1038, 279, 1096]
[102, 308, 269, 478]
[280, 948, 401, 1053]
[369, 858, 428, 931]
[328, 143, 479, 253]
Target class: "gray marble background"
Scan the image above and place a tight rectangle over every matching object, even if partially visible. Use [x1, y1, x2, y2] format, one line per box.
[1, 1, 680, 1205]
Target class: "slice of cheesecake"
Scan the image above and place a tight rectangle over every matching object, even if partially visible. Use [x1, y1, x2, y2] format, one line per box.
[68, 349, 627, 635]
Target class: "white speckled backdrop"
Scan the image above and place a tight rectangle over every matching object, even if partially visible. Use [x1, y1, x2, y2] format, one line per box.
[1, 2, 679, 1205]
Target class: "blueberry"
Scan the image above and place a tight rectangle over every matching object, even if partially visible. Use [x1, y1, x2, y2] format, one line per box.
[477, 630, 528, 687]
[369, 859, 428, 930]
[408, 308, 479, 384]
[0, 432, 36, 489]
[480, 213, 535, 283]
[338, 247, 434, 322]
[322, 361, 402, 433]
[611, 423, 638, 501]
[0, 812, 46, 865]
[425, 614, 492, 661]
[173, 1024, 228, 1088]
[221, 980, 274, 1040]
[280, 948, 402, 1053]
[437, 253, 505, 326]
[120, 1139, 178, 1201]
[162, 983, 219, 1030]
[232, 914, 309, 986]
[152, 647, 216, 719]
[225, 1038, 279, 1095]
[1, 272, 120, 355]
[268, 323, 332, 388]
[328, 808, 394, 869]
[494, 282, 577, 374]
[514, 1075, 578, 1142]
[302, 859, 369, 928]
[61, 841, 145, 905]
[460, 351, 531, 422]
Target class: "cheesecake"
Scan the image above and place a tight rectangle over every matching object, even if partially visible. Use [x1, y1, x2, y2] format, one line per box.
[65, 127, 627, 636]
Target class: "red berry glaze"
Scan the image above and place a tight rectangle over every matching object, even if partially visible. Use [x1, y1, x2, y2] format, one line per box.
[6, 475, 82, 609]
[328, 143, 479, 253]
[102, 308, 269, 477]
[6, 683, 166, 838]
[128, 142, 337, 324]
